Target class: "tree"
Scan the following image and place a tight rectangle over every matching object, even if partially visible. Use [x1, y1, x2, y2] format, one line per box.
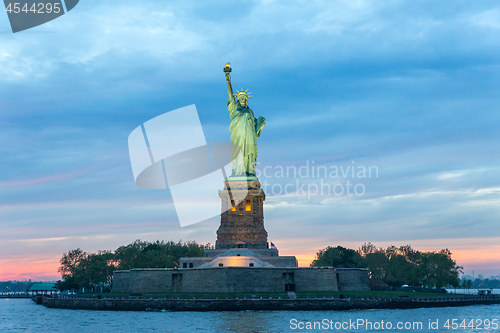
[363, 251, 388, 280]
[316, 243, 463, 288]
[57, 239, 211, 292]
[114, 240, 176, 270]
[384, 252, 413, 286]
[358, 242, 379, 256]
[420, 249, 462, 288]
[310, 246, 364, 268]
[114, 240, 208, 270]
[57, 248, 87, 292]
[56, 276, 79, 292]
[359, 244, 418, 286]
[58, 248, 86, 277]
[73, 251, 116, 291]
[57, 248, 116, 292]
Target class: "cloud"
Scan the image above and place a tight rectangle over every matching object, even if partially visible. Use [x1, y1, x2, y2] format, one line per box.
[0, 171, 81, 187]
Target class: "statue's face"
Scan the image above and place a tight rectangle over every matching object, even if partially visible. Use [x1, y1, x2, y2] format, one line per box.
[238, 95, 248, 107]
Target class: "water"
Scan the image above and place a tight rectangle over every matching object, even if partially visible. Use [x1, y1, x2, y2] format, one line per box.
[0, 299, 499, 332]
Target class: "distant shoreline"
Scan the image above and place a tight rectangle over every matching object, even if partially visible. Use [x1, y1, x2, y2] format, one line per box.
[0, 294, 31, 299]
[34, 295, 500, 312]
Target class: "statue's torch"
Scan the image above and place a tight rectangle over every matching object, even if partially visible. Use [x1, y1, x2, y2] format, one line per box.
[223, 62, 232, 73]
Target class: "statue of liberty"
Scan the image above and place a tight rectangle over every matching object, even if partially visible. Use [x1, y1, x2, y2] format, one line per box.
[224, 63, 265, 177]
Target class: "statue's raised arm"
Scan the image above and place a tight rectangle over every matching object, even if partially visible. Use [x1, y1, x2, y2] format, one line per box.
[224, 63, 234, 101]
[225, 73, 234, 101]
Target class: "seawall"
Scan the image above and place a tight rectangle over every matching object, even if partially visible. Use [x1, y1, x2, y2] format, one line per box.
[39, 295, 500, 312]
[112, 267, 370, 294]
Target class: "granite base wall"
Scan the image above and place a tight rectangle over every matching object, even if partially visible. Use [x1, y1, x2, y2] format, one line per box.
[112, 267, 370, 294]
[336, 268, 371, 291]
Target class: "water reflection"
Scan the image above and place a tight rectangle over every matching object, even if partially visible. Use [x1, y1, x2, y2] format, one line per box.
[1, 299, 499, 332]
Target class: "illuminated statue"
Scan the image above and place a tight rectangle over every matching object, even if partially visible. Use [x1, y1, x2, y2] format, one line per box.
[224, 63, 265, 177]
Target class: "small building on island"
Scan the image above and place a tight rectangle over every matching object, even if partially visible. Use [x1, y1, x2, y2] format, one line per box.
[29, 283, 58, 295]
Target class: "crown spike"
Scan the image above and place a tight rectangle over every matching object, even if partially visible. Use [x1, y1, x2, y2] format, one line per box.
[235, 88, 252, 98]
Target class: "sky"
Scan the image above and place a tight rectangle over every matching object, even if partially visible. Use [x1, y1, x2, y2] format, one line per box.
[1, 0, 500, 281]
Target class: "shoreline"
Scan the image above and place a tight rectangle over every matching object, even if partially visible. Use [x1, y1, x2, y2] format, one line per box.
[35, 295, 500, 312]
[0, 295, 32, 299]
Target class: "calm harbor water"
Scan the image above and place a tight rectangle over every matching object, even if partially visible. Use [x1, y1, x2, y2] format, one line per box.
[1, 299, 499, 332]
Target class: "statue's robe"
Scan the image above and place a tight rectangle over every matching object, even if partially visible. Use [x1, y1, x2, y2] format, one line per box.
[227, 97, 264, 176]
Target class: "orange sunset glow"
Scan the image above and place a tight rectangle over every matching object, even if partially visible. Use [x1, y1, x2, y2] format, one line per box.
[2, 237, 498, 281]
[0, 257, 60, 281]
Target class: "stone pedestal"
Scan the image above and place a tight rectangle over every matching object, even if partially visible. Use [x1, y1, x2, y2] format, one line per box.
[215, 179, 268, 250]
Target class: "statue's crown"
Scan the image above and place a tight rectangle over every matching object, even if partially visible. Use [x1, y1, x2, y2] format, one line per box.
[235, 88, 252, 98]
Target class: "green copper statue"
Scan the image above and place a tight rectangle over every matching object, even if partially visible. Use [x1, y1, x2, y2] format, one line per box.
[224, 63, 265, 177]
